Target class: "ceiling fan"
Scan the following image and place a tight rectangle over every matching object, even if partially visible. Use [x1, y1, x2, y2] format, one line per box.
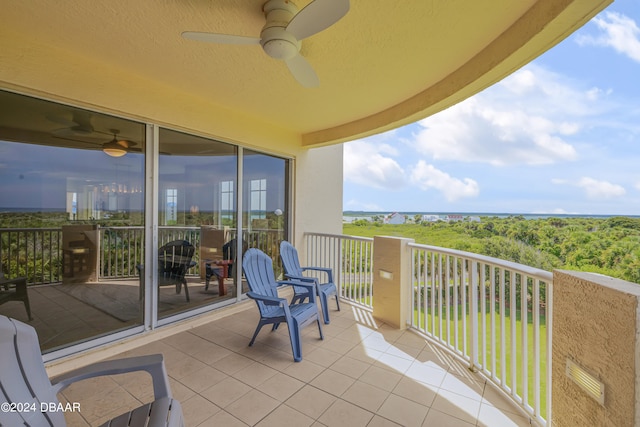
[101, 130, 141, 157]
[181, 0, 349, 87]
[51, 126, 141, 157]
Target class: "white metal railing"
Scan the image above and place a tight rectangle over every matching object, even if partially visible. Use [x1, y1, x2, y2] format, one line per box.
[409, 243, 552, 426]
[304, 232, 374, 309]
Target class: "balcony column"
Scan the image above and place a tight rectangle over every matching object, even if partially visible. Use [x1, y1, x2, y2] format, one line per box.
[552, 270, 640, 427]
[372, 236, 414, 329]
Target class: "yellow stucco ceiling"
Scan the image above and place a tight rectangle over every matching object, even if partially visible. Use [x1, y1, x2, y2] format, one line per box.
[0, 0, 612, 149]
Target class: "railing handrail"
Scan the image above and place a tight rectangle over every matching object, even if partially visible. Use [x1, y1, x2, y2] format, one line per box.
[97, 225, 144, 230]
[0, 227, 61, 232]
[304, 231, 373, 243]
[408, 242, 553, 282]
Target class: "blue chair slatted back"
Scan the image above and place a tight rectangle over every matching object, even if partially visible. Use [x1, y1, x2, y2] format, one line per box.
[243, 248, 282, 317]
[280, 241, 303, 277]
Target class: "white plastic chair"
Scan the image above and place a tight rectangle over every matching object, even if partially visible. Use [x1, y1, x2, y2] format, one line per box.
[0, 315, 184, 427]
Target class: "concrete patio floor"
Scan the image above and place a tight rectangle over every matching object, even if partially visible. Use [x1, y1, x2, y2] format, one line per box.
[57, 301, 533, 427]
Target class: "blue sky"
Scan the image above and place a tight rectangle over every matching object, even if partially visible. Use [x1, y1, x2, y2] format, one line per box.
[343, 0, 640, 215]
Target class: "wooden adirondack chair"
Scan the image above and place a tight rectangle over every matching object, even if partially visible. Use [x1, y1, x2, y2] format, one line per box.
[137, 240, 197, 302]
[242, 248, 323, 362]
[280, 240, 340, 324]
[0, 315, 184, 427]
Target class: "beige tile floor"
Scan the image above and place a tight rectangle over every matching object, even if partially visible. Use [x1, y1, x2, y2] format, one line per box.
[59, 302, 534, 427]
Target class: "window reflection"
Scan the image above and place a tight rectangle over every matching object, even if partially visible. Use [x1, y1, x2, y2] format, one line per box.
[242, 150, 289, 280]
[0, 90, 293, 351]
[0, 90, 145, 352]
[156, 128, 238, 319]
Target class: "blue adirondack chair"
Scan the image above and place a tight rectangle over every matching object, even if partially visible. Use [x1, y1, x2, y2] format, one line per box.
[280, 240, 340, 324]
[0, 315, 184, 427]
[242, 248, 323, 362]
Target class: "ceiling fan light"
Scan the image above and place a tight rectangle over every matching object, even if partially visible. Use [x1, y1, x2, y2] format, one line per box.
[103, 140, 127, 157]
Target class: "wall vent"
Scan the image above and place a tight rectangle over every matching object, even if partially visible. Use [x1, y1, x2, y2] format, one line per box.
[566, 359, 605, 405]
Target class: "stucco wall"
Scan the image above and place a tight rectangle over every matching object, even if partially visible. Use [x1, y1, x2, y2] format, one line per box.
[293, 144, 343, 254]
[552, 270, 640, 427]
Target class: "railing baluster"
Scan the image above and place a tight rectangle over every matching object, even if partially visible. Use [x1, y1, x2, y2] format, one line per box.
[453, 256, 459, 353]
[470, 260, 479, 371]
[521, 274, 529, 409]
[490, 265, 496, 379]
[533, 277, 541, 418]
[510, 270, 517, 398]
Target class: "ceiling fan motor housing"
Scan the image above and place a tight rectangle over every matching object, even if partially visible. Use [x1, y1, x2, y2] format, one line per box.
[260, 0, 301, 60]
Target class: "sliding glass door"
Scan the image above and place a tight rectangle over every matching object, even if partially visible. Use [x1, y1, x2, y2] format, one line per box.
[0, 90, 145, 352]
[0, 89, 292, 353]
[156, 128, 238, 319]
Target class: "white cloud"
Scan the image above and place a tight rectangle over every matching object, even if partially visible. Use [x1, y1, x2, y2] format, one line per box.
[409, 161, 479, 202]
[343, 140, 406, 190]
[414, 65, 594, 166]
[578, 177, 626, 199]
[577, 12, 640, 62]
[553, 176, 626, 199]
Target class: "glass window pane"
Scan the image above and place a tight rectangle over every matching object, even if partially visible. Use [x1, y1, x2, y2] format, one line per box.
[242, 150, 289, 281]
[0, 90, 145, 353]
[157, 128, 238, 319]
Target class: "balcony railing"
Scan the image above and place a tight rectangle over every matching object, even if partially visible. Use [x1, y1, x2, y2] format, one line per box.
[0, 226, 283, 283]
[304, 232, 374, 310]
[305, 233, 552, 426]
[0, 228, 63, 284]
[409, 243, 552, 426]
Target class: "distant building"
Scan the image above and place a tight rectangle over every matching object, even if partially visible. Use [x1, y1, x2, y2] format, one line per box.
[422, 215, 441, 222]
[386, 212, 406, 224]
[446, 214, 464, 222]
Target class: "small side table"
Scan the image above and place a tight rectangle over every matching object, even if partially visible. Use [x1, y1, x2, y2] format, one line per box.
[205, 260, 233, 296]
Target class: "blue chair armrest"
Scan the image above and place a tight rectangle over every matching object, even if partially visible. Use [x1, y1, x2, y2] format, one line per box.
[277, 280, 315, 291]
[301, 266, 334, 282]
[277, 280, 317, 303]
[284, 274, 317, 284]
[247, 291, 285, 306]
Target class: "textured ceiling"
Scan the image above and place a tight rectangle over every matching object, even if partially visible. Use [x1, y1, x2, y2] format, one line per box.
[1, 0, 612, 148]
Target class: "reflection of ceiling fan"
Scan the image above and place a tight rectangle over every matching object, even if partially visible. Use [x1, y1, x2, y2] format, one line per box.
[102, 130, 141, 157]
[182, 0, 349, 87]
[51, 122, 141, 157]
[49, 111, 105, 140]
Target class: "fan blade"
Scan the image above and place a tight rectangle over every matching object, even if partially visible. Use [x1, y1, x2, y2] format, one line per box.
[287, 0, 349, 40]
[52, 128, 108, 142]
[181, 31, 260, 45]
[46, 114, 77, 127]
[285, 54, 319, 88]
[72, 111, 94, 134]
